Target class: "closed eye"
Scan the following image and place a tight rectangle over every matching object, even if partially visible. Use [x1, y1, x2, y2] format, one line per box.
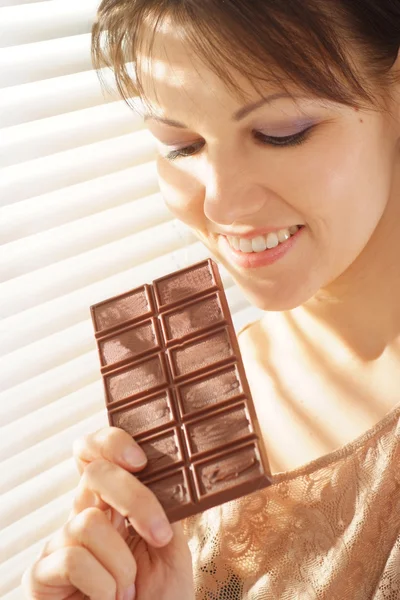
[163, 126, 314, 161]
[254, 126, 314, 148]
[164, 141, 204, 161]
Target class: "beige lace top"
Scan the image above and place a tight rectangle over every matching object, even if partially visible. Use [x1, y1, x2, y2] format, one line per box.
[182, 400, 400, 599]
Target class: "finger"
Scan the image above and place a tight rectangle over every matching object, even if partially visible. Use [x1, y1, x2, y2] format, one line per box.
[69, 481, 109, 519]
[149, 522, 192, 563]
[40, 507, 136, 596]
[68, 476, 127, 536]
[83, 458, 174, 548]
[73, 427, 147, 476]
[23, 546, 117, 600]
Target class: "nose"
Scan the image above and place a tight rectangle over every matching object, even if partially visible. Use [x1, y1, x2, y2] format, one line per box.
[203, 160, 267, 225]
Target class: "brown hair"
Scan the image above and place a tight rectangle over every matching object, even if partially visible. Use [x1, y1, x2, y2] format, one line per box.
[91, 0, 400, 112]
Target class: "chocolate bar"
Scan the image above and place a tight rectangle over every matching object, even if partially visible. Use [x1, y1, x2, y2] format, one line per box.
[90, 259, 272, 528]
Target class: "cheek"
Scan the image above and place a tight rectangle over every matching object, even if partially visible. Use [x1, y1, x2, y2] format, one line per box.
[294, 124, 391, 242]
[157, 157, 204, 226]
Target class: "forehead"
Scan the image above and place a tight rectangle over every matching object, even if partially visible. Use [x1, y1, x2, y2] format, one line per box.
[136, 22, 264, 118]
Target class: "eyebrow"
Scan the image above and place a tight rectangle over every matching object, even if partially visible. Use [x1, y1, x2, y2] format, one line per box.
[143, 92, 300, 128]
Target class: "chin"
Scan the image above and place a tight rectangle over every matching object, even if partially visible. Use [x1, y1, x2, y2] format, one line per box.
[235, 279, 317, 312]
[209, 246, 320, 312]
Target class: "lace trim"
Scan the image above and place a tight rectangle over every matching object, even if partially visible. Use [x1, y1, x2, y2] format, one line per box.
[184, 408, 400, 599]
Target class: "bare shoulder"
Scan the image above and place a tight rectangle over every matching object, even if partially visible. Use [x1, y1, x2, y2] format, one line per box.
[237, 309, 400, 473]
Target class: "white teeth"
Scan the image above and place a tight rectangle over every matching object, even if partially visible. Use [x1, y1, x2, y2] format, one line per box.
[266, 232, 279, 249]
[277, 229, 291, 243]
[227, 225, 302, 254]
[232, 237, 240, 251]
[252, 236, 267, 253]
[239, 238, 253, 252]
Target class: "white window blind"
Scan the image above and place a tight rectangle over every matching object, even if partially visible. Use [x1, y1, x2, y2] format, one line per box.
[0, 2, 262, 598]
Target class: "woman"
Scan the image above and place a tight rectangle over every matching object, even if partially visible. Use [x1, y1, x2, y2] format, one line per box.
[23, 1, 400, 598]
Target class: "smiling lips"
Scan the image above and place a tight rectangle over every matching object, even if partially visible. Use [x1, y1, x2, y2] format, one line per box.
[226, 225, 302, 253]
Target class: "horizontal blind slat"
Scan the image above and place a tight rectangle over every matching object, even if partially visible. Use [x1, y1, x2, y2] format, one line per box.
[1, 539, 53, 596]
[0, 0, 99, 47]
[1, 130, 157, 205]
[0, 69, 120, 128]
[1, 193, 172, 282]
[0, 353, 99, 428]
[0, 33, 93, 88]
[0, 0, 51, 7]
[0, 162, 158, 243]
[2, 587, 24, 600]
[1, 322, 97, 392]
[0, 220, 197, 318]
[0, 412, 106, 495]
[1, 529, 66, 595]
[0, 101, 144, 168]
[0, 380, 104, 460]
[0, 458, 79, 530]
[1, 490, 75, 563]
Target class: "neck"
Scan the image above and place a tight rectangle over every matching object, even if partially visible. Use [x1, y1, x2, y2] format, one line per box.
[293, 152, 400, 362]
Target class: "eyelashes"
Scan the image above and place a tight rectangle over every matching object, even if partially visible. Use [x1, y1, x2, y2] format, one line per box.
[254, 126, 313, 148]
[163, 126, 314, 161]
[165, 141, 204, 161]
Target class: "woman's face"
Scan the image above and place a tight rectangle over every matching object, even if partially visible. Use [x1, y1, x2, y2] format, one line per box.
[141, 30, 400, 310]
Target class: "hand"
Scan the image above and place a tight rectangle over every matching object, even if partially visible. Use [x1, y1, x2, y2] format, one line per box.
[22, 427, 195, 600]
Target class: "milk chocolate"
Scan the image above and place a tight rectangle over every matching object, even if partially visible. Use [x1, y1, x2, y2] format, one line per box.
[90, 259, 272, 528]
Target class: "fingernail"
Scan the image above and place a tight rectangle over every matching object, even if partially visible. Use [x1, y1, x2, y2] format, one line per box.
[151, 517, 173, 545]
[122, 583, 136, 600]
[123, 446, 147, 468]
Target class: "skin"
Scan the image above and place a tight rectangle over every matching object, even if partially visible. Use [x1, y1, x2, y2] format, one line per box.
[23, 19, 400, 600]
[22, 428, 194, 600]
[140, 27, 400, 472]
[140, 27, 400, 361]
